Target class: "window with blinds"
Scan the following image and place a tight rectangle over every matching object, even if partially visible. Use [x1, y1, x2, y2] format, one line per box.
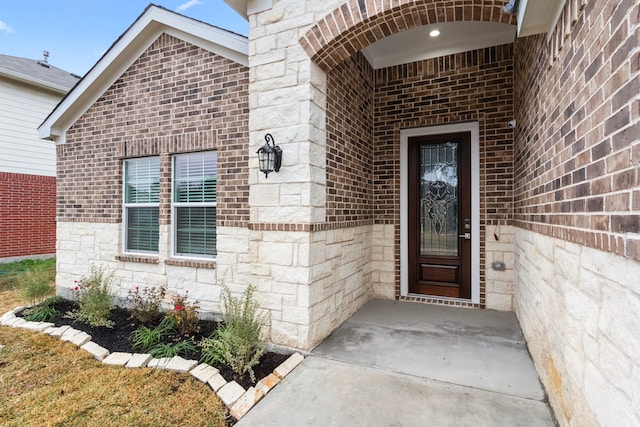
[123, 157, 160, 253]
[173, 151, 217, 258]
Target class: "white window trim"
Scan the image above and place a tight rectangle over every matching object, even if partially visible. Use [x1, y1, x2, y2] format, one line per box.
[122, 157, 160, 256]
[171, 153, 217, 260]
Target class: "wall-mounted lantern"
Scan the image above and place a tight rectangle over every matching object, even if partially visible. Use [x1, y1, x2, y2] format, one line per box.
[257, 133, 282, 178]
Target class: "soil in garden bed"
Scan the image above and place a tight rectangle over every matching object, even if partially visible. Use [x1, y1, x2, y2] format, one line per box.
[17, 299, 289, 390]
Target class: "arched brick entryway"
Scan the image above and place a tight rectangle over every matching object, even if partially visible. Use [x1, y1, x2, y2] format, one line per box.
[300, 0, 517, 71]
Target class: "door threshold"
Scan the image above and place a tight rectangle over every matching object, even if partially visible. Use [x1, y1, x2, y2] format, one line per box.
[403, 293, 478, 308]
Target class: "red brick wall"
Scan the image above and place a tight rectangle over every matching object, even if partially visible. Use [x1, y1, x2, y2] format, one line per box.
[374, 45, 515, 224]
[514, 0, 640, 260]
[324, 45, 514, 303]
[0, 172, 56, 258]
[326, 52, 374, 223]
[374, 45, 515, 304]
[58, 33, 249, 227]
[301, 0, 516, 72]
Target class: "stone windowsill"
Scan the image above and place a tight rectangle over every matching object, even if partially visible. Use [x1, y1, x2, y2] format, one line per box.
[115, 254, 159, 264]
[165, 258, 216, 269]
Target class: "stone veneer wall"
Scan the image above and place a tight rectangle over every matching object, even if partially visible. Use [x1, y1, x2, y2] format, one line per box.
[247, 0, 377, 350]
[514, 0, 639, 425]
[56, 33, 250, 310]
[374, 46, 515, 308]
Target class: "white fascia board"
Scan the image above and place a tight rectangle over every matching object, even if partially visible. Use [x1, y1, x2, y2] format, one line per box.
[248, 0, 272, 15]
[224, 0, 248, 18]
[38, 6, 248, 142]
[0, 67, 69, 95]
[223, 0, 271, 19]
[517, 0, 568, 38]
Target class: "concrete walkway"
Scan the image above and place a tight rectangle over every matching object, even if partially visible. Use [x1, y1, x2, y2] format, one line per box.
[238, 299, 556, 426]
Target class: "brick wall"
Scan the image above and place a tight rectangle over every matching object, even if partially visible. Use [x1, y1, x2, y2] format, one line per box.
[374, 45, 515, 303]
[514, 0, 640, 261]
[326, 51, 374, 223]
[0, 172, 56, 258]
[58, 33, 250, 226]
[514, 0, 639, 425]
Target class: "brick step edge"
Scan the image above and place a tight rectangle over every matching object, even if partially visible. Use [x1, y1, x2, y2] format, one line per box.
[1, 306, 305, 421]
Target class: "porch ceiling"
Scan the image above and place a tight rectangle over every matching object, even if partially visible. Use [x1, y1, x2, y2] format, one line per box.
[361, 21, 516, 69]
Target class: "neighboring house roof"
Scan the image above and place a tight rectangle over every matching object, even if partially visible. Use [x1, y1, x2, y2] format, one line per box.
[0, 53, 80, 93]
[39, 4, 248, 143]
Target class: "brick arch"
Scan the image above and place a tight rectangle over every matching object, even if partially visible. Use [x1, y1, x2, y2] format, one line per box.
[300, 0, 517, 71]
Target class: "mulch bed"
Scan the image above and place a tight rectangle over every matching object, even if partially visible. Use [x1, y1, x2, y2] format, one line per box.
[16, 299, 288, 390]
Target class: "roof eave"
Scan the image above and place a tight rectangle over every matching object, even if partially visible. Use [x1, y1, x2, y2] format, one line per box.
[0, 67, 70, 94]
[517, 0, 567, 38]
[224, 0, 248, 19]
[39, 5, 249, 141]
[223, 0, 272, 19]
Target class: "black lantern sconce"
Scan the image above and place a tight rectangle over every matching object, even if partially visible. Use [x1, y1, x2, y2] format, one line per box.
[257, 133, 282, 178]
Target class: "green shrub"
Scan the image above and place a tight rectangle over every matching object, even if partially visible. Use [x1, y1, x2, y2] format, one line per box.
[127, 284, 167, 323]
[166, 290, 200, 337]
[18, 269, 55, 305]
[200, 285, 267, 382]
[69, 264, 115, 328]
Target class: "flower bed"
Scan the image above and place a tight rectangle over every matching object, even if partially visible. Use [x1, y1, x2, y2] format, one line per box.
[16, 298, 288, 390]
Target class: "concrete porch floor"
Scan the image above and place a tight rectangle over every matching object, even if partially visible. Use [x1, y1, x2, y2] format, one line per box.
[238, 299, 556, 426]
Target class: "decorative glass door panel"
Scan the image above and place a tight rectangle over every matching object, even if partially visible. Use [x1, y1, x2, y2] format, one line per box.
[408, 132, 471, 299]
[420, 143, 459, 257]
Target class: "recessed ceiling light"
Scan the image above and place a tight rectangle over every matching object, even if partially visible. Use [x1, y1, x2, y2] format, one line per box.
[429, 30, 440, 37]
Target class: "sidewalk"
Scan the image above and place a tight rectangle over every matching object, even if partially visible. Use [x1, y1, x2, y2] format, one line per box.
[238, 299, 555, 426]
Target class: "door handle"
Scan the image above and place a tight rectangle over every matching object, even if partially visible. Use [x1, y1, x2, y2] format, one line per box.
[459, 233, 471, 240]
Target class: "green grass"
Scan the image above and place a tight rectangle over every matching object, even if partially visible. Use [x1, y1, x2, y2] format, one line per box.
[0, 261, 228, 427]
[0, 258, 56, 292]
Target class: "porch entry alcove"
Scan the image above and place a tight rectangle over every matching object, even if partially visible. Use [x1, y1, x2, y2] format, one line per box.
[401, 123, 481, 304]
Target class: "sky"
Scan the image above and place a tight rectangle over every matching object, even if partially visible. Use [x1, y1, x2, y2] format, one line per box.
[0, 0, 249, 76]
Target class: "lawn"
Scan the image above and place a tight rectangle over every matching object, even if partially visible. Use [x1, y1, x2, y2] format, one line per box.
[0, 259, 228, 427]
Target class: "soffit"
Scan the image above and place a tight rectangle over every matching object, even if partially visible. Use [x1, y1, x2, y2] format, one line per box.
[361, 21, 517, 70]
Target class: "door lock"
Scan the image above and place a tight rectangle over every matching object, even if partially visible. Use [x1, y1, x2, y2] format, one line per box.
[459, 233, 471, 240]
[464, 219, 471, 230]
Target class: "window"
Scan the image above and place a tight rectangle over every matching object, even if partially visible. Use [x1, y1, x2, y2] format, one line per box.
[173, 151, 217, 258]
[123, 157, 160, 254]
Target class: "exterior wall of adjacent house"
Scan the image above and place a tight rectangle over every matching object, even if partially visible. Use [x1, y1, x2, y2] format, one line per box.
[0, 77, 60, 260]
[514, 0, 639, 425]
[56, 33, 250, 314]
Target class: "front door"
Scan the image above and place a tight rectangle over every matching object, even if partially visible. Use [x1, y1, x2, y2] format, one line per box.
[408, 132, 471, 299]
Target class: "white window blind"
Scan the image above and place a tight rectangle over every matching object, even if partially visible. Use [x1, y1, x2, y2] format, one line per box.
[173, 151, 217, 257]
[123, 157, 160, 253]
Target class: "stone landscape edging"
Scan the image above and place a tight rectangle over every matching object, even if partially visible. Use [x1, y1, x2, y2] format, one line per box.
[0, 306, 304, 421]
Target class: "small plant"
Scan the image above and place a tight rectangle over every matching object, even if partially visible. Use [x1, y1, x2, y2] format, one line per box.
[17, 268, 55, 305]
[199, 285, 268, 383]
[129, 317, 176, 351]
[148, 339, 197, 359]
[127, 284, 167, 323]
[68, 264, 115, 328]
[24, 305, 58, 322]
[166, 290, 200, 337]
[23, 296, 61, 322]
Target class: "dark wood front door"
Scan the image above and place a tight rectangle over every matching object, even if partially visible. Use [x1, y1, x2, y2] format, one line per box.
[408, 132, 472, 299]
